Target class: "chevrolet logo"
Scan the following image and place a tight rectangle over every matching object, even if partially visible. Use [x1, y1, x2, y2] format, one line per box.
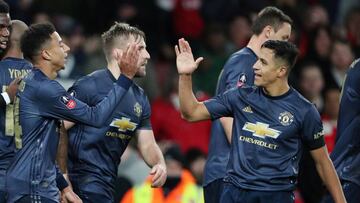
[242, 122, 281, 139]
[110, 117, 137, 132]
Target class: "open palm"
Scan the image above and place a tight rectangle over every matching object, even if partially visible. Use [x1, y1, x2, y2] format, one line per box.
[175, 38, 203, 75]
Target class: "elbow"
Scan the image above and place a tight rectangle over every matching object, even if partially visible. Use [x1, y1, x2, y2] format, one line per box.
[180, 112, 197, 122]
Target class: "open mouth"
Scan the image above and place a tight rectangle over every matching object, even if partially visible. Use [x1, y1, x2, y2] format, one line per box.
[0, 40, 7, 48]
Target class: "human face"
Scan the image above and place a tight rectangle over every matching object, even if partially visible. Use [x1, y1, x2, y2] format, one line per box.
[45, 32, 70, 77]
[0, 13, 10, 52]
[253, 47, 283, 87]
[269, 22, 291, 41]
[134, 37, 150, 77]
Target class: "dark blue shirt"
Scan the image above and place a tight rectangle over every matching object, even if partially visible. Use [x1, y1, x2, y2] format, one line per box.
[0, 57, 32, 192]
[331, 58, 360, 186]
[204, 86, 325, 191]
[67, 69, 151, 200]
[204, 48, 257, 185]
[6, 68, 132, 202]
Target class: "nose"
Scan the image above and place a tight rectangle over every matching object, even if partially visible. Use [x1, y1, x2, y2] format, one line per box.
[144, 49, 150, 59]
[63, 43, 71, 53]
[253, 60, 260, 71]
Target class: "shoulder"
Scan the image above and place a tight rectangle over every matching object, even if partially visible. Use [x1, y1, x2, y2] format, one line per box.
[346, 58, 360, 78]
[289, 88, 319, 116]
[71, 69, 106, 91]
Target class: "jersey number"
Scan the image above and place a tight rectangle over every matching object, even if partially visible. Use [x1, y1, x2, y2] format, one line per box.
[3, 85, 23, 149]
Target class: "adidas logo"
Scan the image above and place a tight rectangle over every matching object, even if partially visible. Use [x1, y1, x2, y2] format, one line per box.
[242, 106, 253, 113]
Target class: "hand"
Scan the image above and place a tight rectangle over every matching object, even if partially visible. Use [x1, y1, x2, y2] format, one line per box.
[115, 43, 140, 79]
[175, 38, 203, 75]
[6, 78, 21, 103]
[61, 186, 82, 203]
[149, 164, 167, 188]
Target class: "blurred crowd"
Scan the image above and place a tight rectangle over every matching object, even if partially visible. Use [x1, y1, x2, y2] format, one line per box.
[4, 0, 360, 202]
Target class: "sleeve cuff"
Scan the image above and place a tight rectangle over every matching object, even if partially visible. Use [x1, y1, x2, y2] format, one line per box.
[116, 74, 133, 90]
[1, 92, 11, 105]
[56, 174, 69, 191]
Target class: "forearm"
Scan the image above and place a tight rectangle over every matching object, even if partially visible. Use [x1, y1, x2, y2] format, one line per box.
[315, 157, 346, 203]
[220, 117, 233, 143]
[140, 142, 165, 168]
[178, 74, 202, 121]
[56, 121, 68, 173]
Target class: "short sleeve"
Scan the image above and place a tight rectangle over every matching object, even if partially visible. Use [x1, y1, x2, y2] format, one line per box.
[300, 105, 325, 150]
[204, 88, 235, 120]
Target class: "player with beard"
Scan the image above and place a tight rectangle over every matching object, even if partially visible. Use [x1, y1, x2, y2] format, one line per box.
[64, 22, 166, 203]
[6, 22, 140, 203]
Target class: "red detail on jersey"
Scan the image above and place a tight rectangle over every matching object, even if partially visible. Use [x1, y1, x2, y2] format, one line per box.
[66, 100, 76, 109]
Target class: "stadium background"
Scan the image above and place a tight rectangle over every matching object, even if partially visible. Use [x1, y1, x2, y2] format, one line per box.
[5, 0, 360, 202]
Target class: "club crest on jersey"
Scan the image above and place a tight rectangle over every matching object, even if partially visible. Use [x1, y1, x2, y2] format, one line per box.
[134, 102, 142, 117]
[278, 111, 294, 126]
[243, 122, 281, 139]
[60, 95, 76, 109]
[237, 74, 247, 87]
[110, 117, 137, 132]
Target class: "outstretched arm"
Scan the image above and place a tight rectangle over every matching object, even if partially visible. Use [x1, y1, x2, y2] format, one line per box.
[175, 38, 210, 122]
[310, 147, 346, 203]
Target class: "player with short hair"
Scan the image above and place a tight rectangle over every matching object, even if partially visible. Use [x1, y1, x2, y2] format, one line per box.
[0, 19, 31, 203]
[175, 39, 346, 203]
[65, 22, 167, 203]
[5, 22, 140, 203]
[0, 0, 16, 108]
[322, 58, 360, 203]
[204, 6, 292, 203]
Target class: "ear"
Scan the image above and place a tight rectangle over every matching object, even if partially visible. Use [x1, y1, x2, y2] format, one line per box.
[264, 25, 273, 39]
[277, 65, 288, 78]
[41, 50, 52, 61]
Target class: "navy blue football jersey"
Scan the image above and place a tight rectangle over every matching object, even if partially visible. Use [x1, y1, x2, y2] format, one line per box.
[204, 48, 257, 186]
[5, 68, 133, 202]
[204, 86, 325, 191]
[67, 69, 151, 200]
[0, 57, 32, 192]
[331, 58, 360, 186]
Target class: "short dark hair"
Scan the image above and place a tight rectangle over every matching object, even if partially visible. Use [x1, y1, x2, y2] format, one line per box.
[262, 40, 299, 71]
[0, 0, 9, 13]
[21, 23, 56, 62]
[101, 22, 145, 60]
[251, 7, 292, 35]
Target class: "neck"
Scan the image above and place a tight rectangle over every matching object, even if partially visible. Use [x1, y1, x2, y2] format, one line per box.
[262, 79, 290, 97]
[107, 60, 121, 79]
[33, 61, 57, 80]
[247, 35, 266, 57]
[3, 49, 23, 59]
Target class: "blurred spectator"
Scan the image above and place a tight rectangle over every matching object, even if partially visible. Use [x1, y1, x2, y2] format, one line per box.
[324, 39, 354, 90]
[345, 7, 360, 57]
[151, 71, 211, 154]
[321, 88, 340, 154]
[193, 23, 232, 96]
[228, 15, 252, 50]
[298, 4, 330, 57]
[185, 148, 206, 185]
[297, 62, 325, 112]
[121, 144, 203, 203]
[305, 26, 333, 73]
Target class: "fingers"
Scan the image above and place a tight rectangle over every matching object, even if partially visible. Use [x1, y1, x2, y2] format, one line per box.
[175, 45, 180, 56]
[195, 57, 204, 66]
[150, 165, 167, 187]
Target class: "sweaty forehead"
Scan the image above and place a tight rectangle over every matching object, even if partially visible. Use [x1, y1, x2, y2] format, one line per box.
[0, 13, 10, 26]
